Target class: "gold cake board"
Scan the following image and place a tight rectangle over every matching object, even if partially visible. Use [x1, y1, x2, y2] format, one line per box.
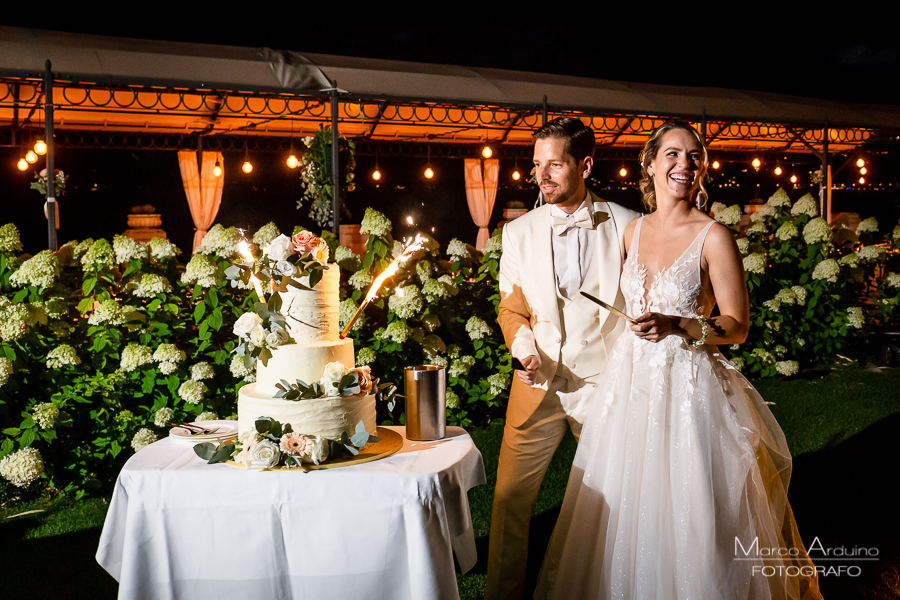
[227, 427, 403, 472]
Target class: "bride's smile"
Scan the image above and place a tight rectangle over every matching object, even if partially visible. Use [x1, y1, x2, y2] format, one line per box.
[649, 129, 703, 203]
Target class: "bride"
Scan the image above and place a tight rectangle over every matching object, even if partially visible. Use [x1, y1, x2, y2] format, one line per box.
[533, 121, 823, 599]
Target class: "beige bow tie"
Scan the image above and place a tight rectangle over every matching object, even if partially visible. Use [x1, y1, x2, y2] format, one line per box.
[552, 210, 597, 235]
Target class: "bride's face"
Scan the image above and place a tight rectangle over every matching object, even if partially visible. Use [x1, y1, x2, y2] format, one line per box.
[649, 129, 702, 203]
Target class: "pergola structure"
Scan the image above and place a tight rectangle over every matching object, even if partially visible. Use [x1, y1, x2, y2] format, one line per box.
[2, 25, 900, 241]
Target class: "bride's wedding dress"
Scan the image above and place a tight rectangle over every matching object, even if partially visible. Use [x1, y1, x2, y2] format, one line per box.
[534, 218, 822, 599]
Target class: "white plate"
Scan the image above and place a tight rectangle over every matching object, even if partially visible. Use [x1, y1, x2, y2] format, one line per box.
[169, 421, 238, 442]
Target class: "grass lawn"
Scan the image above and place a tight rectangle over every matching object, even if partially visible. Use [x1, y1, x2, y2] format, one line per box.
[2, 365, 899, 599]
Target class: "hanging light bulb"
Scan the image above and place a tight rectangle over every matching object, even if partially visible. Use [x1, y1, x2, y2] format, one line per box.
[619, 167, 628, 177]
[711, 160, 720, 169]
[860, 166, 867, 175]
[242, 160, 253, 174]
[372, 168, 382, 181]
[34, 139, 47, 155]
[286, 154, 299, 169]
[856, 158, 865, 168]
[424, 166, 434, 179]
[774, 166, 782, 176]
[213, 158, 222, 177]
[17, 158, 28, 171]
[790, 175, 798, 183]
[482, 146, 493, 159]
[752, 158, 761, 170]
[512, 170, 521, 181]
[25, 150, 37, 163]
[859, 177, 866, 184]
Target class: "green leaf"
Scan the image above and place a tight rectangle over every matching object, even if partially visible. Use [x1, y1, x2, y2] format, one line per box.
[259, 347, 272, 367]
[208, 443, 235, 464]
[308, 267, 323, 289]
[268, 292, 283, 313]
[12, 288, 28, 303]
[194, 302, 206, 322]
[82, 277, 97, 296]
[207, 308, 224, 331]
[2, 427, 21, 436]
[255, 417, 273, 433]
[193, 442, 216, 460]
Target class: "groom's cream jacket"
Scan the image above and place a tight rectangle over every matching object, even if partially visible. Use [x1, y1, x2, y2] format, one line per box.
[498, 191, 639, 427]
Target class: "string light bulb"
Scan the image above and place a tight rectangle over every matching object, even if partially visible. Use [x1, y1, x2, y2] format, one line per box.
[25, 150, 37, 164]
[482, 146, 493, 159]
[512, 170, 521, 181]
[17, 158, 28, 171]
[774, 166, 782, 176]
[859, 177, 866, 184]
[856, 158, 865, 168]
[860, 167, 867, 175]
[790, 175, 797, 183]
[34, 140, 47, 155]
[286, 154, 299, 169]
[752, 158, 761, 170]
[424, 166, 434, 179]
[242, 160, 253, 174]
[213, 158, 222, 177]
[712, 161, 720, 169]
[619, 167, 628, 177]
[372, 168, 382, 181]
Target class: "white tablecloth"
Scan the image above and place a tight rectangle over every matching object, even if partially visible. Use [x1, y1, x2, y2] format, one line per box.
[96, 424, 486, 600]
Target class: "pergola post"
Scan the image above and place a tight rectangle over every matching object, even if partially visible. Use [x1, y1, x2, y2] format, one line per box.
[43, 60, 57, 252]
[331, 80, 339, 236]
[822, 124, 830, 222]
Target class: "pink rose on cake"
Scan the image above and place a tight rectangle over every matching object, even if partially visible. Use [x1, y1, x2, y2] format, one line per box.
[349, 366, 373, 394]
[292, 231, 330, 264]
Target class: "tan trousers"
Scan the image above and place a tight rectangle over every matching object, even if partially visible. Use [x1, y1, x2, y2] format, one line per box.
[485, 378, 592, 600]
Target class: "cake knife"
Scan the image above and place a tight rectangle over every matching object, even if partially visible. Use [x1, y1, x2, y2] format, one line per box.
[579, 292, 635, 324]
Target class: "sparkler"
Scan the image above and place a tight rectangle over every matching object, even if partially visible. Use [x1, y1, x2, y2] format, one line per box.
[340, 234, 428, 338]
[238, 240, 266, 303]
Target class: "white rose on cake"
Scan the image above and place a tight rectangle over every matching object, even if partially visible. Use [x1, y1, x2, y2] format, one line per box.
[303, 437, 330, 464]
[264, 234, 293, 261]
[243, 438, 281, 469]
[234, 312, 262, 339]
[276, 259, 295, 276]
[249, 324, 267, 347]
[320, 361, 348, 396]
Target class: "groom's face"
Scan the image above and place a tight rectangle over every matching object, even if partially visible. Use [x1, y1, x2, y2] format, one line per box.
[533, 137, 591, 211]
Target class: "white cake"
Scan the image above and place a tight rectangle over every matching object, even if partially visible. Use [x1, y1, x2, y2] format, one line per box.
[237, 267, 376, 440]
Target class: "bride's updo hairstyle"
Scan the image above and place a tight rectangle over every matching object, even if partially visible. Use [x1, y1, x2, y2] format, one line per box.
[638, 120, 709, 212]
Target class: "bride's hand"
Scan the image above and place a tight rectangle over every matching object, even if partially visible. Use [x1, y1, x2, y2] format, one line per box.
[630, 312, 682, 343]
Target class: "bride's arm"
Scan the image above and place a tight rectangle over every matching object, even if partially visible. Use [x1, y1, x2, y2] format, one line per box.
[631, 223, 749, 345]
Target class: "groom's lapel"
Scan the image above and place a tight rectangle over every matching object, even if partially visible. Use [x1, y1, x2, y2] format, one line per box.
[532, 205, 561, 331]
[592, 197, 623, 307]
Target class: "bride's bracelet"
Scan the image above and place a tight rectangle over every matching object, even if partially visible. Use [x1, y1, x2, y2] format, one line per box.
[689, 314, 709, 347]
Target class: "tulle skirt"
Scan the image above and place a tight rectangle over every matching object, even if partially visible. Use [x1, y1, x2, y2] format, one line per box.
[534, 334, 823, 600]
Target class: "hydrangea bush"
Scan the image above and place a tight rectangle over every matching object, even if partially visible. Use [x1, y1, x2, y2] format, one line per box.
[712, 189, 898, 376]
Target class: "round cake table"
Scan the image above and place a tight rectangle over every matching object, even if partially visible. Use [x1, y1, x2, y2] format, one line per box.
[96, 424, 486, 600]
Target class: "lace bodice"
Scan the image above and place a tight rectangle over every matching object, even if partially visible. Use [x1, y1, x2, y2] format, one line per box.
[620, 217, 715, 320]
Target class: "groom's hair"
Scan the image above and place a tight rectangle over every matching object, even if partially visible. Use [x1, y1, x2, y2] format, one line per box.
[533, 117, 595, 163]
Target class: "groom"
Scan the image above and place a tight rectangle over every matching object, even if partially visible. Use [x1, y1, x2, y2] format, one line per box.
[487, 117, 639, 600]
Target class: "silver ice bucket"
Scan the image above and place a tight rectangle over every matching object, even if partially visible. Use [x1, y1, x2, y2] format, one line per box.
[404, 365, 446, 440]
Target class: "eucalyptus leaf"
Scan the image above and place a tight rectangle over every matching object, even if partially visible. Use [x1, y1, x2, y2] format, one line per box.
[350, 431, 370, 448]
[193, 442, 215, 460]
[308, 268, 323, 289]
[259, 347, 272, 367]
[268, 292, 283, 313]
[255, 417, 273, 433]
[209, 443, 235, 464]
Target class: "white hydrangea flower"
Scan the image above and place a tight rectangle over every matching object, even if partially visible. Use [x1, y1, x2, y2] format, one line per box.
[763, 299, 781, 313]
[775, 360, 799, 376]
[730, 357, 744, 371]
[129, 273, 172, 297]
[446, 390, 461, 410]
[0, 223, 24, 253]
[181, 254, 219, 288]
[774, 289, 796, 305]
[0, 447, 44, 488]
[792, 286, 808, 305]
[148, 237, 181, 261]
[846, 307, 864, 329]
[750, 205, 776, 222]
[190, 362, 215, 381]
[392, 240, 405, 259]
[422, 278, 450, 300]
[194, 224, 241, 257]
[790, 194, 818, 217]
[766, 188, 792, 208]
[765, 320, 781, 332]
[856, 217, 879, 234]
[465, 316, 492, 340]
[349, 269, 373, 291]
[712, 204, 742, 226]
[46, 344, 81, 369]
[10, 250, 59, 291]
[113, 234, 148, 264]
[742, 253, 766, 274]
[803, 218, 831, 244]
[80, 239, 116, 270]
[154, 343, 185, 365]
[774, 345, 788, 357]
[73, 238, 95, 260]
[447, 238, 469, 261]
[885, 272, 900, 288]
[339, 298, 364, 331]
[380, 321, 412, 344]
[416, 260, 433, 283]
[812, 259, 840, 283]
[229, 354, 254, 378]
[32, 402, 60, 429]
[775, 222, 799, 241]
[154, 407, 175, 427]
[839, 253, 860, 268]
[420, 313, 441, 332]
[421, 334, 446, 357]
[356, 347, 376, 366]
[55, 241, 77, 267]
[0, 298, 29, 341]
[487, 373, 510, 396]
[746, 220, 767, 235]
[388, 285, 424, 319]
[857, 245, 884, 262]
[735, 238, 750, 255]
[449, 355, 477, 378]
[482, 233, 503, 256]
[359, 207, 392, 237]
[178, 380, 207, 404]
[437, 275, 457, 295]
[120, 343, 153, 372]
[197, 411, 218, 421]
[893, 225, 900, 242]
[429, 355, 448, 367]
[87, 299, 127, 326]
[334, 246, 361, 271]
[751, 348, 776, 365]
[131, 428, 158, 452]
[252, 222, 281, 248]
[0, 357, 12, 386]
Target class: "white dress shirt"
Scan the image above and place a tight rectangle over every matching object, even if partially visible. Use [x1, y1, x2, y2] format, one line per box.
[550, 193, 596, 300]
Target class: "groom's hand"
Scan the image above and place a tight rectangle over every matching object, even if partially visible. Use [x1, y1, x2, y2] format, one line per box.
[518, 355, 541, 385]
